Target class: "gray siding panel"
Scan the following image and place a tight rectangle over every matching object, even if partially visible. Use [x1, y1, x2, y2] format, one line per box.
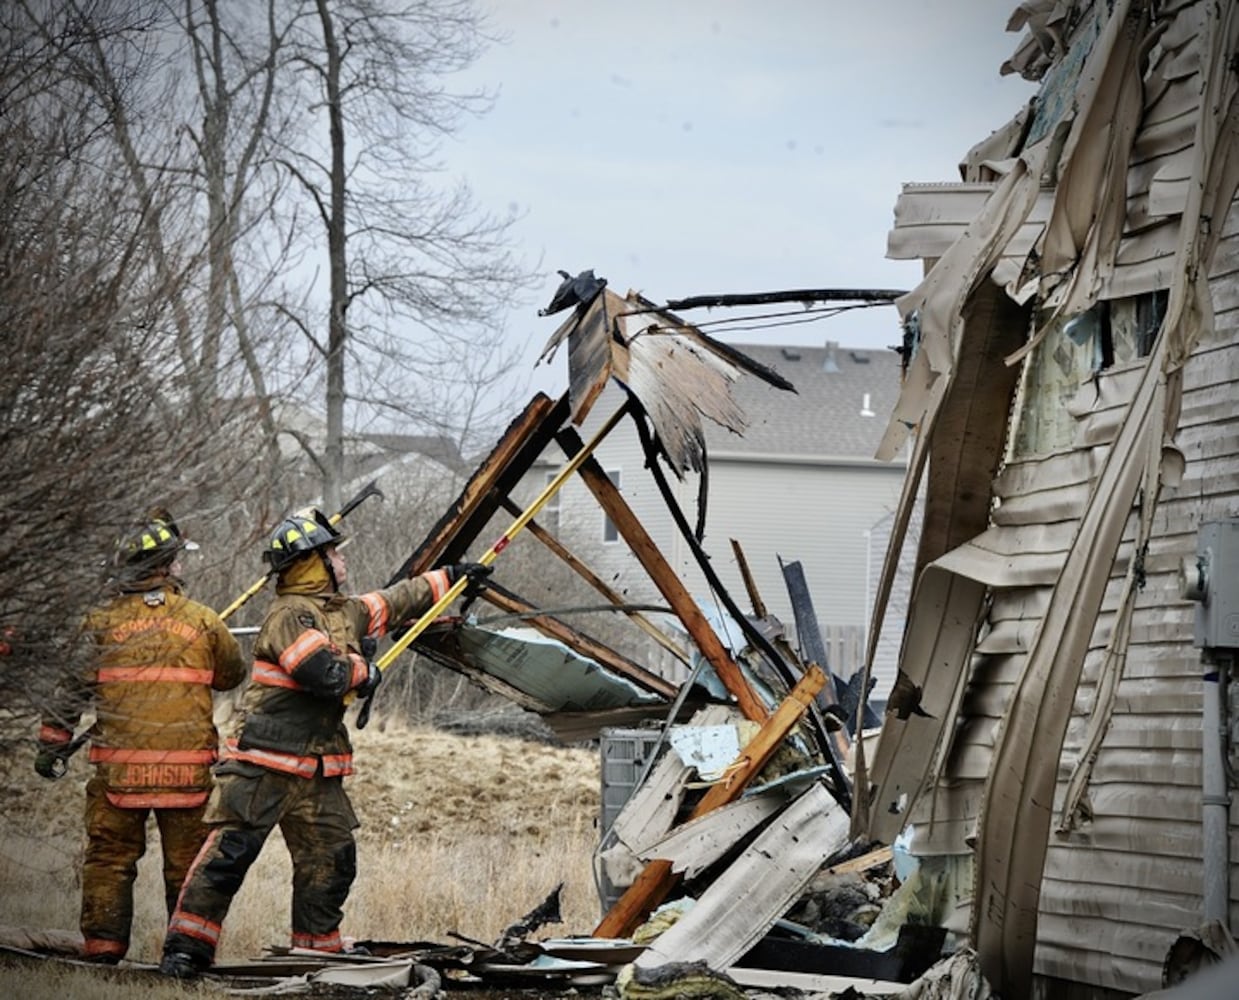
[924, 257, 1239, 991]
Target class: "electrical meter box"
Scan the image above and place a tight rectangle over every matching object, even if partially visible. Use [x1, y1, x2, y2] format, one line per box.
[598, 727, 662, 912]
[1194, 519, 1239, 649]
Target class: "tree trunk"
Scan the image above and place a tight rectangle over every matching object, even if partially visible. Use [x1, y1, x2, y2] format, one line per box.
[318, 0, 346, 513]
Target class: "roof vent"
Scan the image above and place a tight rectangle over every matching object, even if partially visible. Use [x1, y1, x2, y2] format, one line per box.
[860, 392, 876, 417]
[823, 340, 840, 373]
[781, 347, 801, 361]
[850, 351, 870, 364]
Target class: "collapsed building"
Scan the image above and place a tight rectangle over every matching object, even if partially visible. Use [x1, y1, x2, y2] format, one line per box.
[6, 3, 1238, 998]
[390, 1, 1239, 997]
[858, 1, 1239, 996]
[385, 281, 918, 991]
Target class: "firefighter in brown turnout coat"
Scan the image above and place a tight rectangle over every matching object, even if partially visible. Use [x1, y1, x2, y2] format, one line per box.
[35, 511, 246, 963]
[160, 507, 489, 978]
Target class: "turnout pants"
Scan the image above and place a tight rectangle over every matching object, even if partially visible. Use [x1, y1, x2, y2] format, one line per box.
[82, 774, 209, 962]
[165, 761, 360, 965]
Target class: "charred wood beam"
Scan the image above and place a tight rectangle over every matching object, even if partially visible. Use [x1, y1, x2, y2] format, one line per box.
[387, 393, 567, 584]
[730, 538, 769, 619]
[554, 423, 770, 723]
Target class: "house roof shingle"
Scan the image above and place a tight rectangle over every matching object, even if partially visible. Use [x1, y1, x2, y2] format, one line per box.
[703, 342, 905, 461]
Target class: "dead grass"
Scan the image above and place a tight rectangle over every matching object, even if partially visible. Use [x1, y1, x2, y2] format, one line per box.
[0, 718, 603, 981]
[0, 958, 220, 1000]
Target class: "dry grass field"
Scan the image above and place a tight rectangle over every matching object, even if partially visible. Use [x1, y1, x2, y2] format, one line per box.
[0, 716, 604, 998]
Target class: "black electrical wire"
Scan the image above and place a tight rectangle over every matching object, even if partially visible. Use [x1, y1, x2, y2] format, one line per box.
[664, 288, 906, 310]
[622, 301, 885, 335]
[621, 287, 906, 314]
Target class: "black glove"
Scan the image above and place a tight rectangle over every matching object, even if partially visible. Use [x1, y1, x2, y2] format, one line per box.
[355, 661, 381, 730]
[446, 562, 492, 589]
[35, 746, 69, 781]
[360, 635, 377, 659]
[356, 661, 382, 699]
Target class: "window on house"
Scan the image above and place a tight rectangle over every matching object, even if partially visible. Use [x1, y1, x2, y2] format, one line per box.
[1110, 289, 1167, 362]
[1009, 289, 1166, 460]
[602, 469, 621, 543]
[542, 470, 560, 534]
[1010, 304, 1108, 458]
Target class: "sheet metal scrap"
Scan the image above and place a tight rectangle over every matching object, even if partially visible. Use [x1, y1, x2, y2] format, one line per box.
[539, 274, 795, 475]
[417, 621, 667, 715]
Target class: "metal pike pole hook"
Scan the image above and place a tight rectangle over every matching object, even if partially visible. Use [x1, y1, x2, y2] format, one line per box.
[219, 479, 384, 621]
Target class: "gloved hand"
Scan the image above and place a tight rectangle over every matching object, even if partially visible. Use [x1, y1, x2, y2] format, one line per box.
[360, 635, 377, 660]
[35, 746, 69, 781]
[446, 562, 492, 588]
[355, 661, 382, 730]
[356, 660, 382, 699]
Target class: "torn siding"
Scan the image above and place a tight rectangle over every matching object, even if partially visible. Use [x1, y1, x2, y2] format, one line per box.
[866, 1, 1239, 997]
[888, 0, 1214, 308]
[887, 270, 1239, 998]
[1041, 341, 1238, 991]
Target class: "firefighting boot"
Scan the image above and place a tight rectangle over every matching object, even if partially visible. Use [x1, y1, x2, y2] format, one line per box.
[158, 950, 204, 979]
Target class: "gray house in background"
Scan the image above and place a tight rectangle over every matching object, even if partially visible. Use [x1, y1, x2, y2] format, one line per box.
[534, 340, 915, 703]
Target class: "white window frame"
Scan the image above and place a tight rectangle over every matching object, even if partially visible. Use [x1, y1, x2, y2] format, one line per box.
[602, 469, 621, 543]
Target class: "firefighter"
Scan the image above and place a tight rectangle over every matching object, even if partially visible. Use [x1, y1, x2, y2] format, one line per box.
[35, 510, 246, 964]
[160, 507, 490, 978]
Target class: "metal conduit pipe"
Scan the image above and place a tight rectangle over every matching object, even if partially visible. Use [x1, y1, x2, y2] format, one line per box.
[1202, 655, 1231, 925]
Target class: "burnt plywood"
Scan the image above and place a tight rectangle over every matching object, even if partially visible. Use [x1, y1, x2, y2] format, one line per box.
[566, 290, 617, 427]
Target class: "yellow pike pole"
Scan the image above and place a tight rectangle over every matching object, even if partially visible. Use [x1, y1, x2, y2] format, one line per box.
[359, 402, 630, 690]
[220, 479, 384, 621]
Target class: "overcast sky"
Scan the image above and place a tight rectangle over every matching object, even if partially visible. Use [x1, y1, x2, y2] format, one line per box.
[442, 2, 1037, 397]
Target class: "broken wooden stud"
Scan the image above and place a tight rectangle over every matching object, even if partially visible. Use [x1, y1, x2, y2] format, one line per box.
[593, 664, 828, 939]
[558, 422, 772, 723]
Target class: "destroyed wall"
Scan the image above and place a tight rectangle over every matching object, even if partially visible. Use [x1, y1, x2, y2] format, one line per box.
[864, 1, 1239, 997]
[524, 347, 912, 698]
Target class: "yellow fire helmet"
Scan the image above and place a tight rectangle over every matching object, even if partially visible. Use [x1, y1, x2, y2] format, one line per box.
[114, 508, 198, 572]
[263, 507, 343, 573]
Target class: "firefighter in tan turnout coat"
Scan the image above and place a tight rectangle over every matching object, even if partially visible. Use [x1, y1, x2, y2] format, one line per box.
[160, 507, 489, 978]
[36, 511, 245, 963]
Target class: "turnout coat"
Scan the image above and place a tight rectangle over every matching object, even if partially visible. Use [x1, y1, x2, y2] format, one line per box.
[225, 556, 453, 777]
[40, 577, 245, 808]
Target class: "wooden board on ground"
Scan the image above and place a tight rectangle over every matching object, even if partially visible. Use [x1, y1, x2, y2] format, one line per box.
[634, 782, 850, 971]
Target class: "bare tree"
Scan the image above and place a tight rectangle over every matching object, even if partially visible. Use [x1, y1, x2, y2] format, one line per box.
[22, 0, 310, 597]
[2, 0, 540, 718]
[52, 0, 535, 520]
[0, 2, 260, 716]
[276, 0, 532, 510]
